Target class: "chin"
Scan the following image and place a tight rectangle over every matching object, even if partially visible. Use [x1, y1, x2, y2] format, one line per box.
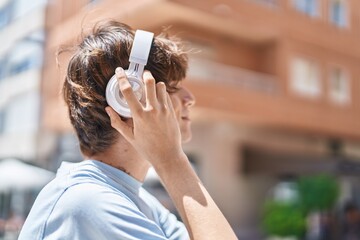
[181, 130, 192, 143]
[180, 120, 192, 143]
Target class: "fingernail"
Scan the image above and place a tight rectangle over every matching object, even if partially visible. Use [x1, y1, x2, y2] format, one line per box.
[115, 67, 124, 76]
[143, 71, 152, 78]
[105, 108, 111, 117]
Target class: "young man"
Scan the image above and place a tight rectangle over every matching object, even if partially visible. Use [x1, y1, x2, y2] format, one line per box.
[19, 21, 237, 240]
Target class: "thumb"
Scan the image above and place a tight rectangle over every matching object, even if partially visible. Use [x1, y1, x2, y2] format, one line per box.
[105, 106, 133, 140]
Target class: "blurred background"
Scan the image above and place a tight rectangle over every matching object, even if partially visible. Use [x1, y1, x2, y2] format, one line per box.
[1, 0, 360, 239]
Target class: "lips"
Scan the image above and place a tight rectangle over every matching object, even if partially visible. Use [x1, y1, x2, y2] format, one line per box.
[181, 110, 190, 121]
[181, 116, 190, 121]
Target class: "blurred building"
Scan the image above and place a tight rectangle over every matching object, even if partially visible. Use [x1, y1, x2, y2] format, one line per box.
[0, 0, 49, 238]
[0, 0, 47, 162]
[42, 0, 360, 238]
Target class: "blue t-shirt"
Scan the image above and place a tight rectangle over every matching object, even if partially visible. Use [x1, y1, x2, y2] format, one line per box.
[19, 160, 189, 240]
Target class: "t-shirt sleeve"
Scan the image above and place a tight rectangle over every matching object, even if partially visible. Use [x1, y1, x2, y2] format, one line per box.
[142, 190, 189, 240]
[44, 184, 170, 240]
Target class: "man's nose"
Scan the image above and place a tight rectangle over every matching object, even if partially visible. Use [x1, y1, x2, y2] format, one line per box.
[182, 87, 195, 107]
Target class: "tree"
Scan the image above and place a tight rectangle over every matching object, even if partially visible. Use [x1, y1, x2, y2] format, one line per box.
[297, 174, 339, 213]
[262, 201, 306, 238]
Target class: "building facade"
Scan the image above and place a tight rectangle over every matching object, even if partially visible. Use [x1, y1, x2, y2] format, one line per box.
[0, 0, 48, 162]
[42, 0, 360, 238]
[0, 0, 49, 238]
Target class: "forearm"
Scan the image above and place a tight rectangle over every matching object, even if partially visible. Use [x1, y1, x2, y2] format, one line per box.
[154, 153, 238, 240]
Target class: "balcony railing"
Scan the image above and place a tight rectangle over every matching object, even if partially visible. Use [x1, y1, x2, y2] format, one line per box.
[188, 58, 279, 95]
[245, 0, 280, 9]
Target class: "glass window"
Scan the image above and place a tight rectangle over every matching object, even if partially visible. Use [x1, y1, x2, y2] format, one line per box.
[328, 67, 350, 105]
[0, 2, 12, 29]
[293, 0, 319, 17]
[329, 0, 348, 28]
[0, 59, 5, 80]
[3, 91, 40, 134]
[290, 57, 322, 99]
[12, 0, 47, 19]
[7, 34, 44, 76]
[9, 58, 34, 75]
[0, 111, 4, 134]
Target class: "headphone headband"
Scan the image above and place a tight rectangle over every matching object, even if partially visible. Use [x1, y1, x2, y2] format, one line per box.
[129, 30, 154, 65]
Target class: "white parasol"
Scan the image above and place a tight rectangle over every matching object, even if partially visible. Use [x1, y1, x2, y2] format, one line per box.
[0, 158, 55, 191]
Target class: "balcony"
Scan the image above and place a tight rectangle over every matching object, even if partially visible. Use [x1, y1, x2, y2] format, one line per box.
[188, 57, 279, 95]
[245, 0, 280, 9]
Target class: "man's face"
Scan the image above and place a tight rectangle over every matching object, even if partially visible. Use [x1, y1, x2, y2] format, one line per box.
[169, 85, 195, 143]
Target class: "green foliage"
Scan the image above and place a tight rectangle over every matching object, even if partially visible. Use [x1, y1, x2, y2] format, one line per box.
[262, 201, 306, 238]
[262, 174, 340, 237]
[297, 174, 339, 213]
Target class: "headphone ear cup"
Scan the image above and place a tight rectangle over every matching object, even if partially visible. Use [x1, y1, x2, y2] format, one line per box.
[106, 30, 152, 118]
[105, 73, 144, 118]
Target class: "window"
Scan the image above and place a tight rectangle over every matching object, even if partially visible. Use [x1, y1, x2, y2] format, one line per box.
[3, 91, 40, 134]
[12, 0, 47, 19]
[0, 59, 6, 80]
[293, 0, 319, 17]
[0, 111, 4, 134]
[328, 67, 350, 105]
[290, 57, 322, 99]
[9, 58, 34, 75]
[329, 0, 348, 28]
[7, 33, 44, 76]
[0, 2, 12, 29]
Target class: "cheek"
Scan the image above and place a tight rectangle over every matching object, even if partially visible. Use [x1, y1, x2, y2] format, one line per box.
[170, 95, 181, 113]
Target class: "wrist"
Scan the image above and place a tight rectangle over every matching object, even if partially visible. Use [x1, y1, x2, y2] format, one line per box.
[152, 151, 188, 175]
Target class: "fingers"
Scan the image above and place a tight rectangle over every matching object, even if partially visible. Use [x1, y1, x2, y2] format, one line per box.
[166, 93, 176, 116]
[143, 71, 157, 108]
[116, 67, 142, 115]
[156, 82, 167, 106]
[115, 67, 172, 117]
[105, 106, 133, 140]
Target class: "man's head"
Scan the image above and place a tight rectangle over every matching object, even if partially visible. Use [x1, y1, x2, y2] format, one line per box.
[62, 21, 188, 156]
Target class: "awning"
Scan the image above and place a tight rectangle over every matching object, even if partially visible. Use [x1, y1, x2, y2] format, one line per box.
[0, 159, 55, 191]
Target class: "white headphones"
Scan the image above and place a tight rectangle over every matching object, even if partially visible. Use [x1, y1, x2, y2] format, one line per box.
[106, 30, 154, 118]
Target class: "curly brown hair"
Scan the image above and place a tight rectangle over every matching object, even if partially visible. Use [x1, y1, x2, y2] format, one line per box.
[61, 21, 188, 156]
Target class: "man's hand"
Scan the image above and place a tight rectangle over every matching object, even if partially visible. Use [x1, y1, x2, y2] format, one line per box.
[105, 67, 184, 167]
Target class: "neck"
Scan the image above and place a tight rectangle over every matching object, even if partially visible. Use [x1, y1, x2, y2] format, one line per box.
[86, 137, 151, 182]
